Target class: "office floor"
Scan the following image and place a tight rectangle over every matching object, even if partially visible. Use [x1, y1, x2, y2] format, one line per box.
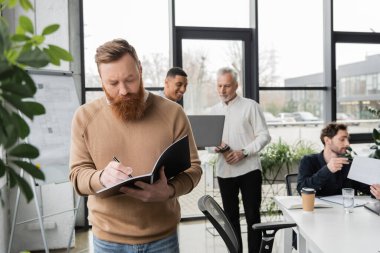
[30, 169, 290, 253]
[31, 219, 291, 253]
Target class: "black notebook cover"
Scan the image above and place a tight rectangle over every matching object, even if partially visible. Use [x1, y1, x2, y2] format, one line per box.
[96, 135, 191, 198]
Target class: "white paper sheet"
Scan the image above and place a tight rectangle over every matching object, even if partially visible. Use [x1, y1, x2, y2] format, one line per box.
[348, 156, 380, 185]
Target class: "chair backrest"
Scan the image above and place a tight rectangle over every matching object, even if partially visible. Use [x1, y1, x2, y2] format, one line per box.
[198, 195, 240, 253]
[285, 173, 298, 196]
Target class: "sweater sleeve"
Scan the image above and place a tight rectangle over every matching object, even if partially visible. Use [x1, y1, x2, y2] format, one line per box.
[69, 107, 104, 196]
[167, 109, 202, 197]
[296, 155, 333, 194]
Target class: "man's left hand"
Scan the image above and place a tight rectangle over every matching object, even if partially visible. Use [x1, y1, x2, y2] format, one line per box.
[224, 150, 245, 165]
[119, 167, 174, 202]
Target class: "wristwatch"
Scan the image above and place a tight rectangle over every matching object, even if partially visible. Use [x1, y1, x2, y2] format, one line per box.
[242, 149, 249, 158]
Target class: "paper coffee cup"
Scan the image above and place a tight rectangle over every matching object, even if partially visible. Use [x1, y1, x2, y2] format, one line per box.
[301, 187, 316, 211]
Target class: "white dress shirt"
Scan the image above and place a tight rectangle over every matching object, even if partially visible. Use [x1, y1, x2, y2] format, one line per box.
[208, 95, 271, 178]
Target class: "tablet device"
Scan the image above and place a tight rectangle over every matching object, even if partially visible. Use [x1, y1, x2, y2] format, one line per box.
[188, 115, 225, 149]
[364, 201, 380, 215]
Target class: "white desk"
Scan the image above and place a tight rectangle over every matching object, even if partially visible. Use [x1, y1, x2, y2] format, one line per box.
[274, 196, 380, 253]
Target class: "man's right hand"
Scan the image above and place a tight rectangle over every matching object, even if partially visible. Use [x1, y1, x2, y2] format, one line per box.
[100, 161, 133, 188]
[327, 157, 349, 173]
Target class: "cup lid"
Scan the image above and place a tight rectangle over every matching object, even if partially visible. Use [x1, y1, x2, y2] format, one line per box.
[301, 187, 315, 194]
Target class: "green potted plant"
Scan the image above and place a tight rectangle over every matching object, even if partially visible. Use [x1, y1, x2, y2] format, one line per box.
[0, 0, 73, 202]
[260, 138, 317, 216]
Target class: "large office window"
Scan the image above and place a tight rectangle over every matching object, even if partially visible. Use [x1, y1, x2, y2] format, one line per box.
[83, 0, 170, 102]
[175, 0, 250, 28]
[258, 0, 323, 87]
[258, 0, 325, 144]
[335, 44, 380, 134]
[334, 0, 380, 32]
[182, 39, 244, 114]
[333, 0, 380, 143]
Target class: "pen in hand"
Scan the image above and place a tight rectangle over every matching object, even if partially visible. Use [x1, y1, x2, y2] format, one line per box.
[113, 156, 133, 178]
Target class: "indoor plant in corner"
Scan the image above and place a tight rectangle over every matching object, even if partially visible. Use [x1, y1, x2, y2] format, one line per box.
[0, 0, 73, 203]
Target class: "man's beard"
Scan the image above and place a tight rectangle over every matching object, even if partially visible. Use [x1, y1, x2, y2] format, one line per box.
[104, 81, 146, 121]
[330, 144, 346, 156]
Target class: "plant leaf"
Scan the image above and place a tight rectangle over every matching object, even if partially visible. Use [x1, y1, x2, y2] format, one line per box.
[15, 25, 25, 35]
[11, 34, 31, 42]
[0, 19, 11, 52]
[14, 171, 34, 202]
[48, 45, 73, 61]
[42, 24, 59, 36]
[8, 0, 18, 8]
[7, 165, 17, 187]
[11, 112, 30, 139]
[1, 79, 35, 98]
[2, 93, 45, 119]
[0, 105, 19, 148]
[15, 66, 37, 95]
[373, 128, 380, 142]
[19, 0, 34, 11]
[43, 47, 60, 66]
[0, 159, 5, 177]
[8, 143, 39, 159]
[0, 124, 6, 147]
[22, 101, 46, 115]
[17, 47, 50, 68]
[31, 35, 45, 45]
[13, 160, 45, 180]
[19, 15, 34, 34]
[1, 66, 37, 97]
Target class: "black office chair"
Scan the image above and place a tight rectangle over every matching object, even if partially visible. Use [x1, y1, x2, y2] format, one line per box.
[285, 173, 298, 196]
[198, 195, 296, 253]
[284, 173, 299, 250]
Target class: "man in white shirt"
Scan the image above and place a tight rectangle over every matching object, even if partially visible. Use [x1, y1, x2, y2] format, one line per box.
[208, 67, 271, 253]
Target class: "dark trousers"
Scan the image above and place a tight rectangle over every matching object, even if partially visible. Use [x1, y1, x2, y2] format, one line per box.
[217, 170, 262, 253]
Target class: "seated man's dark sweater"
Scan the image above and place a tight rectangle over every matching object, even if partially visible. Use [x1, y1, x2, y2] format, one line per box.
[297, 151, 370, 196]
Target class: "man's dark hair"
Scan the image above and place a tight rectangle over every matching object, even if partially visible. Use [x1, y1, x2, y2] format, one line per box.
[166, 67, 187, 78]
[320, 123, 348, 145]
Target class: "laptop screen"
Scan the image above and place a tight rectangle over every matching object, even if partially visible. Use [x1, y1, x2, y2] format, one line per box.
[187, 115, 225, 149]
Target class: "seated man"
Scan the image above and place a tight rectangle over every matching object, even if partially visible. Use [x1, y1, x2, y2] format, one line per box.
[297, 123, 370, 196]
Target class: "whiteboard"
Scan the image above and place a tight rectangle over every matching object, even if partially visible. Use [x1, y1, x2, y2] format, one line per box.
[27, 73, 80, 184]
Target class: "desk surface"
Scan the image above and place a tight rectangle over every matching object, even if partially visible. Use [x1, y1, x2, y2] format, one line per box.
[275, 196, 380, 253]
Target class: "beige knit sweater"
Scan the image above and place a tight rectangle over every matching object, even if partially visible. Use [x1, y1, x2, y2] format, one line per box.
[69, 92, 202, 244]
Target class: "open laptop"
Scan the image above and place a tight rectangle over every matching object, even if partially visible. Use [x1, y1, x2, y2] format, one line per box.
[364, 201, 380, 215]
[187, 115, 225, 149]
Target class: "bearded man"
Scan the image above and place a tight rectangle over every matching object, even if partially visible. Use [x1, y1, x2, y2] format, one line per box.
[297, 123, 370, 196]
[69, 38, 201, 253]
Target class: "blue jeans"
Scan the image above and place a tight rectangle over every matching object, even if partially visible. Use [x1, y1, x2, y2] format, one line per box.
[93, 232, 179, 253]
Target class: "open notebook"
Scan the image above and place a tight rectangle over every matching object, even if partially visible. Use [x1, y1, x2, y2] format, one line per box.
[96, 135, 190, 198]
[281, 196, 332, 209]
